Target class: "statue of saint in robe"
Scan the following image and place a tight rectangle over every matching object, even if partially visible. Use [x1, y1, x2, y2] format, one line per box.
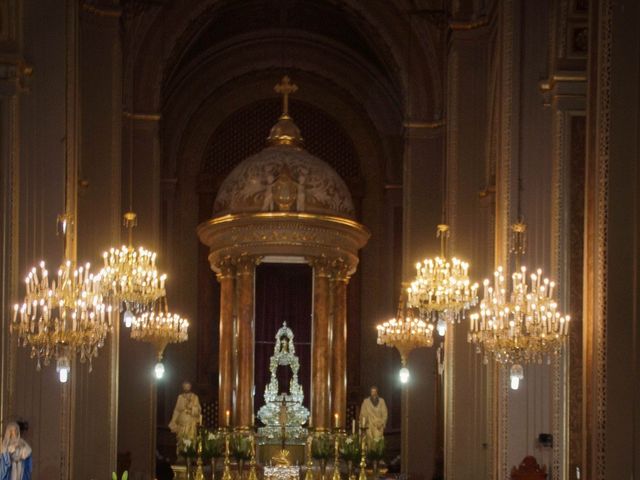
[169, 381, 202, 449]
[359, 386, 388, 441]
[0, 422, 32, 480]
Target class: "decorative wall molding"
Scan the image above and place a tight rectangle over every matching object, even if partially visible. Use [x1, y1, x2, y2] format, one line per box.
[589, 0, 612, 476]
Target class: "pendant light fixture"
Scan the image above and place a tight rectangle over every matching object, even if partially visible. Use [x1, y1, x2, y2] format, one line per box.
[468, 161, 570, 390]
[98, 5, 166, 325]
[405, 49, 478, 336]
[105, 5, 188, 379]
[11, 10, 113, 382]
[377, 288, 434, 384]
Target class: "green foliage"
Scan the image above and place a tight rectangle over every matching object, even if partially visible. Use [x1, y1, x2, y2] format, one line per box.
[111, 472, 128, 480]
[339, 434, 361, 463]
[230, 434, 252, 461]
[203, 429, 225, 459]
[311, 433, 333, 460]
[178, 437, 198, 459]
[366, 438, 385, 461]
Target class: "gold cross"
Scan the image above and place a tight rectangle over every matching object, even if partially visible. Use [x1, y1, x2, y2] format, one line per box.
[274, 76, 298, 116]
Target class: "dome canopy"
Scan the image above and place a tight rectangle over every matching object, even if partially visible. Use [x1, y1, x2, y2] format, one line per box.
[213, 77, 355, 219]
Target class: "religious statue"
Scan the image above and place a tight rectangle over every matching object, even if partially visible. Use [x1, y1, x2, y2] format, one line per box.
[359, 386, 388, 440]
[169, 381, 202, 450]
[257, 322, 310, 441]
[1, 422, 32, 480]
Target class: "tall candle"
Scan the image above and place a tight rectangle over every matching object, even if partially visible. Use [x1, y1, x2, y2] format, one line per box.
[334, 413, 339, 429]
[225, 409, 230, 427]
[351, 419, 356, 435]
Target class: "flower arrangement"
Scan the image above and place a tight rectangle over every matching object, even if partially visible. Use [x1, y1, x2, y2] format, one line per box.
[339, 435, 361, 463]
[230, 433, 252, 461]
[366, 438, 385, 462]
[202, 429, 225, 460]
[178, 437, 197, 459]
[311, 432, 333, 460]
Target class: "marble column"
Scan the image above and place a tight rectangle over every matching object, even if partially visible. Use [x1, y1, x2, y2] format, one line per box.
[217, 258, 236, 427]
[311, 258, 331, 429]
[236, 255, 257, 428]
[330, 263, 349, 428]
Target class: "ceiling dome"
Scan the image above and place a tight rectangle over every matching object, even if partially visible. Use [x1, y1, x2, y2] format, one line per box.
[213, 78, 355, 219]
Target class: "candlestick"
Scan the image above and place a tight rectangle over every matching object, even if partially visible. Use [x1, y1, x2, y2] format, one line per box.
[222, 430, 232, 480]
[304, 430, 314, 480]
[358, 426, 368, 480]
[332, 431, 341, 480]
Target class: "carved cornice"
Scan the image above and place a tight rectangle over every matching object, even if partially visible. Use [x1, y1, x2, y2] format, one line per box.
[197, 212, 369, 277]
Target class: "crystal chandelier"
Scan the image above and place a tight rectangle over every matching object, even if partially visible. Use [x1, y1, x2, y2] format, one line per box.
[99, 212, 166, 326]
[377, 290, 434, 383]
[467, 223, 570, 390]
[407, 224, 479, 337]
[12, 218, 113, 382]
[130, 296, 189, 379]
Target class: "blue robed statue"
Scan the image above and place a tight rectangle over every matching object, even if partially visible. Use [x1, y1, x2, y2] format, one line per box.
[1, 422, 32, 480]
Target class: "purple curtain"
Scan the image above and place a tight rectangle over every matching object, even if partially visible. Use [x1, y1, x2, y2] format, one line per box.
[254, 263, 312, 419]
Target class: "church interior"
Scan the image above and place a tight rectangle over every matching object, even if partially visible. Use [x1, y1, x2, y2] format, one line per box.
[1, 0, 639, 479]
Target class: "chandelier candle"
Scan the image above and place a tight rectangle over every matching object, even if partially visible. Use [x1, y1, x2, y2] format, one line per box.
[406, 225, 479, 336]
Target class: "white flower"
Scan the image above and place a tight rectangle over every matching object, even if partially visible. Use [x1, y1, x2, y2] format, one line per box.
[183, 439, 192, 447]
[345, 437, 353, 444]
[207, 432, 215, 440]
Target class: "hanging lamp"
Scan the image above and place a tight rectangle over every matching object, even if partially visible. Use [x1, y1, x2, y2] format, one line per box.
[130, 296, 189, 379]
[112, 5, 188, 379]
[407, 224, 479, 337]
[11, 17, 112, 381]
[468, 164, 570, 390]
[377, 288, 434, 383]
[98, 6, 166, 326]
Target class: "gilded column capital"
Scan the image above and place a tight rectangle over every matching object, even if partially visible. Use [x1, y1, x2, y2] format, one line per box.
[216, 256, 236, 280]
[236, 254, 261, 276]
[331, 257, 352, 283]
[308, 256, 333, 278]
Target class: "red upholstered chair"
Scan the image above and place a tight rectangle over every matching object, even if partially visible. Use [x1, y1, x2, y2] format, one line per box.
[510, 456, 548, 480]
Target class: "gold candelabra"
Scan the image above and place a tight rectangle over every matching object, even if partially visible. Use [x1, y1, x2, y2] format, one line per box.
[358, 427, 367, 480]
[377, 289, 433, 382]
[130, 295, 188, 376]
[467, 222, 570, 389]
[222, 429, 233, 480]
[247, 430, 258, 480]
[99, 213, 167, 322]
[195, 430, 205, 480]
[332, 429, 342, 480]
[407, 225, 479, 337]
[305, 429, 315, 480]
[12, 256, 113, 381]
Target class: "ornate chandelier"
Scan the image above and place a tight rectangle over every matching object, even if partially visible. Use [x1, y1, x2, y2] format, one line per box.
[467, 223, 570, 390]
[99, 212, 166, 326]
[130, 296, 189, 379]
[407, 224, 479, 337]
[377, 291, 434, 383]
[12, 218, 113, 383]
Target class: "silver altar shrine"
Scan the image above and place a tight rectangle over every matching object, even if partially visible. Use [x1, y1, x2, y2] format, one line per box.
[257, 322, 310, 441]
